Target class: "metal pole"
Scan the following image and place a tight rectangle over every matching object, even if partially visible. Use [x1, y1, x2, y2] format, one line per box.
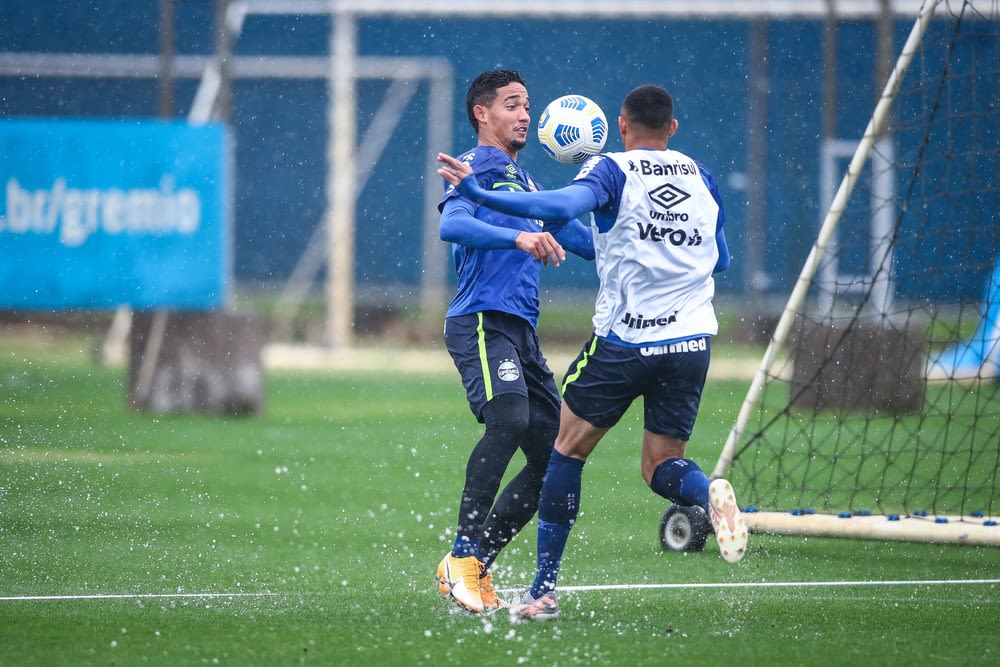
[158, 0, 175, 117]
[326, 11, 358, 348]
[418, 71, 453, 342]
[214, 0, 233, 122]
[822, 0, 838, 142]
[745, 18, 769, 296]
[868, 0, 897, 319]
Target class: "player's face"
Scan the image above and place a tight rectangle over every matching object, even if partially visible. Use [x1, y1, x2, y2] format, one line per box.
[476, 82, 530, 157]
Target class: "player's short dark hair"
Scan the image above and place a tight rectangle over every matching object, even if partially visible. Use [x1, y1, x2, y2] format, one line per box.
[622, 84, 674, 131]
[466, 70, 527, 132]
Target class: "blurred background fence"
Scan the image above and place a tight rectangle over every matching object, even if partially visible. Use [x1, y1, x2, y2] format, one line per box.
[2, 0, 982, 348]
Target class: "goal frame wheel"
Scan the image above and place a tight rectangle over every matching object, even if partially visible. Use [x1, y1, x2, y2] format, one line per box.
[659, 504, 710, 552]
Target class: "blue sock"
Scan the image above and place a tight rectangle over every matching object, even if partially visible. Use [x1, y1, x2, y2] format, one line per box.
[650, 458, 710, 511]
[451, 534, 480, 560]
[531, 450, 584, 598]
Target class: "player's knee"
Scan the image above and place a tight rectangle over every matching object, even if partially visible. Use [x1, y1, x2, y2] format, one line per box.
[482, 393, 530, 440]
[642, 456, 667, 486]
[523, 429, 557, 474]
[641, 435, 688, 485]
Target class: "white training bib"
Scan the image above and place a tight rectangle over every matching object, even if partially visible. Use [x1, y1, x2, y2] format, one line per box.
[591, 149, 721, 344]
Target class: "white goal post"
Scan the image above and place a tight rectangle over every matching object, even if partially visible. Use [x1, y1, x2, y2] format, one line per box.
[712, 0, 1000, 546]
[712, 0, 942, 481]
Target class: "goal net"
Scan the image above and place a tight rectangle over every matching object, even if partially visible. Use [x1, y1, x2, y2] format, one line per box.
[714, 0, 1000, 545]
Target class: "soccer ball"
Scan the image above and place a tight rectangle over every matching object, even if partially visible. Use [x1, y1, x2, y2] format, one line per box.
[536, 95, 608, 165]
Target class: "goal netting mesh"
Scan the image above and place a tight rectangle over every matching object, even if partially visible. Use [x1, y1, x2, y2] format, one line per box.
[714, 0, 1000, 544]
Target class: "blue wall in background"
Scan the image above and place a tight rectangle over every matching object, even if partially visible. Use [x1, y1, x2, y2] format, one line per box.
[2, 2, 995, 303]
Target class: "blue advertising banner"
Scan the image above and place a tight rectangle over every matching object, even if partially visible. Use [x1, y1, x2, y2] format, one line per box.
[0, 119, 229, 309]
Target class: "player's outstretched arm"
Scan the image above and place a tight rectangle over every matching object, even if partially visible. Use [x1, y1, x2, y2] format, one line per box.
[440, 195, 566, 266]
[437, 152, 598, 222]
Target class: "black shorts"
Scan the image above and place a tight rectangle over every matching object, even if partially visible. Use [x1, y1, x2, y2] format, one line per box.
[444, 311, 561, 424]
[561, 334, 711, 440]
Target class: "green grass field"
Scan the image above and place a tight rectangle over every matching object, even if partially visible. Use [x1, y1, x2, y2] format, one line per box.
[2, 332, 998, 666]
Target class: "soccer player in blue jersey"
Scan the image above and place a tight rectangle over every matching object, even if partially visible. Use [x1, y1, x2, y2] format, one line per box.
[437, 83, 748, 621]
[434, 70, 595, 615]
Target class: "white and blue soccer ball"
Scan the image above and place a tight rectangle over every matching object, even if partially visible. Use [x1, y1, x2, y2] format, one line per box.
[536, 95, 608, 165]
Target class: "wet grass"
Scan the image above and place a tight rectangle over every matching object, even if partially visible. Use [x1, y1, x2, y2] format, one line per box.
[1, 335, 998, 666]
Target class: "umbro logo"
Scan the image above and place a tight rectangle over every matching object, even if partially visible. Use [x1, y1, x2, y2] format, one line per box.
[648, 183, 690, 210]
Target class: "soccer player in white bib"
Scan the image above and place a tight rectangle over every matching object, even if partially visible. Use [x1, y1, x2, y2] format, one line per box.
[437, 84, 748, 621]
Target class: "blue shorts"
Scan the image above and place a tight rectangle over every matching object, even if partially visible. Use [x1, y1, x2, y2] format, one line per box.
[561, 334, 711, 440]
[444, 311, 561, 424]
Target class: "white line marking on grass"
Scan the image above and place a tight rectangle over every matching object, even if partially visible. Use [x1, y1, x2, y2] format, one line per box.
[0, 592, 284, 602]
[5, 579, 998, 603]
[499, 578, 1000, 595]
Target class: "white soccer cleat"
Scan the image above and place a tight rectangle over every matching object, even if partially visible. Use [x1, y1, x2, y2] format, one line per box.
[509, 591, 559, 622]
[477, 568, 508, 611]
[708, 478, 749, 563]
[436, 552, 485, 613]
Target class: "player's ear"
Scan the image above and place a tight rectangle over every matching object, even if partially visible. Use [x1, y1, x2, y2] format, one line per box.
[473, 104, 489, 126]
[667, 118, 679, 138]
[618, 115, 627, 137]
